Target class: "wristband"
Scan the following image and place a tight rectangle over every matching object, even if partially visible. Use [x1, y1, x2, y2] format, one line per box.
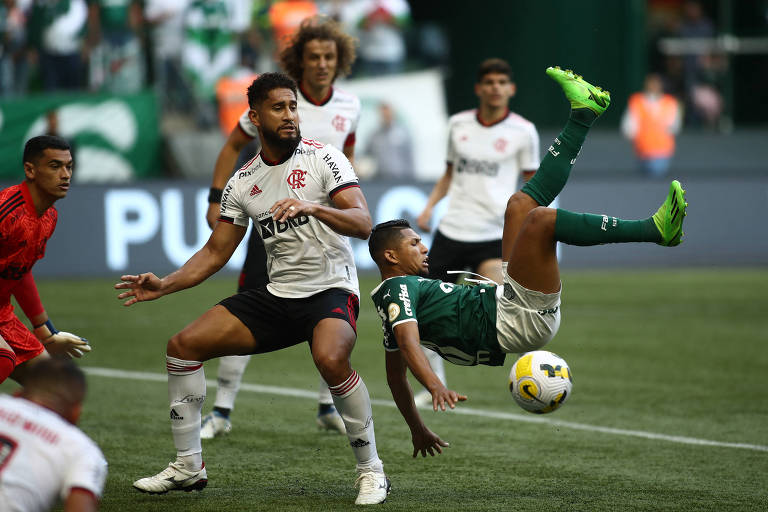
[208, 187, 223, 203]
[33, 319, 59, 334]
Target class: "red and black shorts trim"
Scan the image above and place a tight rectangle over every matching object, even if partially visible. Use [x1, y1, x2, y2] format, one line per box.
[218, 286, 360, 354]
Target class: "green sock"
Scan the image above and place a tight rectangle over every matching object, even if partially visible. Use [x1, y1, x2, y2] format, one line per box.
[521, 112, 592, 206]
[554, 209, 662, 246]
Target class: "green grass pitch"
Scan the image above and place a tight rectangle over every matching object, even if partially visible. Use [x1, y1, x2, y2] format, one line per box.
[2, 269, 767, 511]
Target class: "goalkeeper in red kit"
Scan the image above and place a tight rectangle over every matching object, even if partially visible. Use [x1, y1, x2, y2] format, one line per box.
[0, 135, 91, 385]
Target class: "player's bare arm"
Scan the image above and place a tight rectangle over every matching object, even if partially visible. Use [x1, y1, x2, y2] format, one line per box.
[392, 321, 467, 411]
[64, 488, 99, 512]
[270, 186, 372, 239]
[385, 350, 449, 458]
[416, 163, 453, 231]
[115, 222, 246, 306]
[342, 142, 355, 166]
[207, 125, 253, 228]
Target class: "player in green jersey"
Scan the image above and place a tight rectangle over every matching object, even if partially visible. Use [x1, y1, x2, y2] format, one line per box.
[368, 67, 688, 458]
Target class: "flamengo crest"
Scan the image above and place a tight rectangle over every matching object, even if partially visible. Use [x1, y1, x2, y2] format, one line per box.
[287, 169, 307, 189]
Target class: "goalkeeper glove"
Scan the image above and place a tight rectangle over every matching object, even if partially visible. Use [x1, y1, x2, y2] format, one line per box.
[33, 320, 92, 358]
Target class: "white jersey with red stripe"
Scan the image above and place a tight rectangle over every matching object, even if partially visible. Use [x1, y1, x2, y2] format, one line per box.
[0, 395, 107, 512]
[238, 85, 361, 153]
[220, 138, 360, 299]
[438, 109, 540, 242]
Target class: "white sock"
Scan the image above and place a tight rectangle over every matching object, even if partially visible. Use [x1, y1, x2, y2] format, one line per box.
[422, 347, 447, 385]
[318, 377, 334, 406]
[214, 355, 251, 411]
[329, 370, 383, 473]
[166, 355, 205, 470]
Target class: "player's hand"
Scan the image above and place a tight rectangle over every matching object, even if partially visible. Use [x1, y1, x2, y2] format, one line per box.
[430, 386, 467, 412]
[270, 198, 316, 223]
[43, 331, 92, 358]
[416, 208, 432, 232]
[114, 273, 164, 306]
[205, 202, 220, 230]
[411, 426, 449, 458]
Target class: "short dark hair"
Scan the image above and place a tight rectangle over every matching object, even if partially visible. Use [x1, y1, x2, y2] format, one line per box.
[23, 135, 71, 165]
[279, 16, 357, 82]
[22, 358, 86, 408]
[368, 219, 412, 265]
[247, 72, 298, 109]
[477, 58, 513, 82]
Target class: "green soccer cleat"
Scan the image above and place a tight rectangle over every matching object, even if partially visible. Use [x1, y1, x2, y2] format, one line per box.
[546, 66, 611, 116]
[652, 180, 688, 246]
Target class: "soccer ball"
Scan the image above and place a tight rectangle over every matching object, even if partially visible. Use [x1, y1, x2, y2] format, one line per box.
[509, 350, 573, 414]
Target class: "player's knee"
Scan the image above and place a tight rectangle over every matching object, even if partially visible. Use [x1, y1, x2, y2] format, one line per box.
[313, 351, 351, 384]
[167, 331, 199, 360]
[505, 192, 537, 224]
[522, 207, 556, 236]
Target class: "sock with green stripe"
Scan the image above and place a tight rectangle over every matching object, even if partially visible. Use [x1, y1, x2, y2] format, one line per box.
[521, 111, 594, 207]
[554, 209, 662, 246]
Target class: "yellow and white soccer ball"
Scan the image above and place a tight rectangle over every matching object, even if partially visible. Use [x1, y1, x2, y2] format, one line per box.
[509, 350, 573, 414]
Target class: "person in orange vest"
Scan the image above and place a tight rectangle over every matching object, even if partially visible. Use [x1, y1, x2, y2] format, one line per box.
[621, 73, 682, 178]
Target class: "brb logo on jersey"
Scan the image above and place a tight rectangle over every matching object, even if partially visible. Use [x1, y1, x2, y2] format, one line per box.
[287, 169, 307, 189]
[332, 115, 348, 133]
[259, 215, 310, 239]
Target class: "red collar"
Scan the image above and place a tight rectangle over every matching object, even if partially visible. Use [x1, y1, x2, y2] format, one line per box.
[299, 82, 333, 106]
[476, 108, 510, 127]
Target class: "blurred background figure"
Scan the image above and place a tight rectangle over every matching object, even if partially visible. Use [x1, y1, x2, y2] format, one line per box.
[347, 0, 410, 76]
[0, 358, 107, 512]
[26, 0, 88, 92]
[267, 0, 318, 56]
[144, 0, 190, 114]
[364, 101, 414, 179]
[0, 0, 30, 97]
[85, 0, 144, 94]
[621, 72, 682, 178]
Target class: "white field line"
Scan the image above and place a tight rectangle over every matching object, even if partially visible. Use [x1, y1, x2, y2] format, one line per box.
[84, 366, 768, 453]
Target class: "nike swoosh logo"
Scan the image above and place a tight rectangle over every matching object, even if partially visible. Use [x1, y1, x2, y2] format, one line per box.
[588, 89, 606, 108]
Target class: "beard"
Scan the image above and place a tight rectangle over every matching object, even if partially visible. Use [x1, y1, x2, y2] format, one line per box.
[261, 125, 301, 156]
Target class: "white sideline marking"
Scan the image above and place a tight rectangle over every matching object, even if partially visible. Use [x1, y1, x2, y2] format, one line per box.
[84, 366, 768, 453]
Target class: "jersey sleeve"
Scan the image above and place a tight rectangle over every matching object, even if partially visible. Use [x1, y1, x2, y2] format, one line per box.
[11, 272, 44, 319]
[318, 144, 359, 198]
[219, 176, 250, 227]
[60, 437, 108, 501]
[237, 108, 259, 139]
[518, 121, 540, 171]
[344, 98, 362, 149]
[372, 277, 419, 351]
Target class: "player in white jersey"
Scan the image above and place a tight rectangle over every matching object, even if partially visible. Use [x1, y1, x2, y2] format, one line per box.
[0, 358, 107, 512]
[203, 16, 360, 438]
[117, 73, 390, 505]
[412, 58, 540, 406]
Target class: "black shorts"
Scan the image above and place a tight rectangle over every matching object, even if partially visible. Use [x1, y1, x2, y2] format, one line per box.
[427, 230, 502, 283]
[218, 286, 359, 354]
[238, 229, 269, 292]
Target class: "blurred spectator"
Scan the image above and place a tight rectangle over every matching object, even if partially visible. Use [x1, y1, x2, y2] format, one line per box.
[85, 0, 144, 93]
[215, 68, 257, 136]
[621, 73, 682, 178]
[348, 0, 410, 76]
[0, 0, 30, 97]
[182, 0, 242, 129]
[26, 0, 88, 92]
[364, 101, 414, 179]
[144, 0, 190, 113]
[267, 0, 318, 56]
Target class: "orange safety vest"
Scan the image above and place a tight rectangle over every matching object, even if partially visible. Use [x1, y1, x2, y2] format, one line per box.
[627, 93, 679, 159]
[268, 1, 318, 53]
[216, 73, 259, 136]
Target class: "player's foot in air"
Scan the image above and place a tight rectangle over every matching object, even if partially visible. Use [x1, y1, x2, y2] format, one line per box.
[652, 180, 688, 246]
[200, 410, 231, 439]
[355, 470, 391, 505]
[133, 461, 208, 494]
[546, 66, 611, 116]
[316, 405, 346, 434]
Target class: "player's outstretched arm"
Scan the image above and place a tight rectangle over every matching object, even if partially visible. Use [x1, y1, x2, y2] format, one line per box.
[393, 322, 467, 412]
[416, 163, 453, 231]
[115, 221, 247, 306]
[385, 350, 449, 458]
[271, 186, 372, 239]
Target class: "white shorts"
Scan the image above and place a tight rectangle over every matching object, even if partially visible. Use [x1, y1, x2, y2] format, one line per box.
[495, 263, 561, 353]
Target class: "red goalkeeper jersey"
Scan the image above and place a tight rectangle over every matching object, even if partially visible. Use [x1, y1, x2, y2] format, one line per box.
[0, 182, 57, 308]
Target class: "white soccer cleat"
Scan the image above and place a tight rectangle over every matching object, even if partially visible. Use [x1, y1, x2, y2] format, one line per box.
[354, 470, 391, 505]
[316, 408, 346, 434]
[413, 390, 433, 408]
[132, 461, 208, 494]
[200, 411, 231, 439]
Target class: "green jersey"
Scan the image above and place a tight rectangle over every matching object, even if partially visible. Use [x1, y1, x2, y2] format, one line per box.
[370, 275, 506, 366]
